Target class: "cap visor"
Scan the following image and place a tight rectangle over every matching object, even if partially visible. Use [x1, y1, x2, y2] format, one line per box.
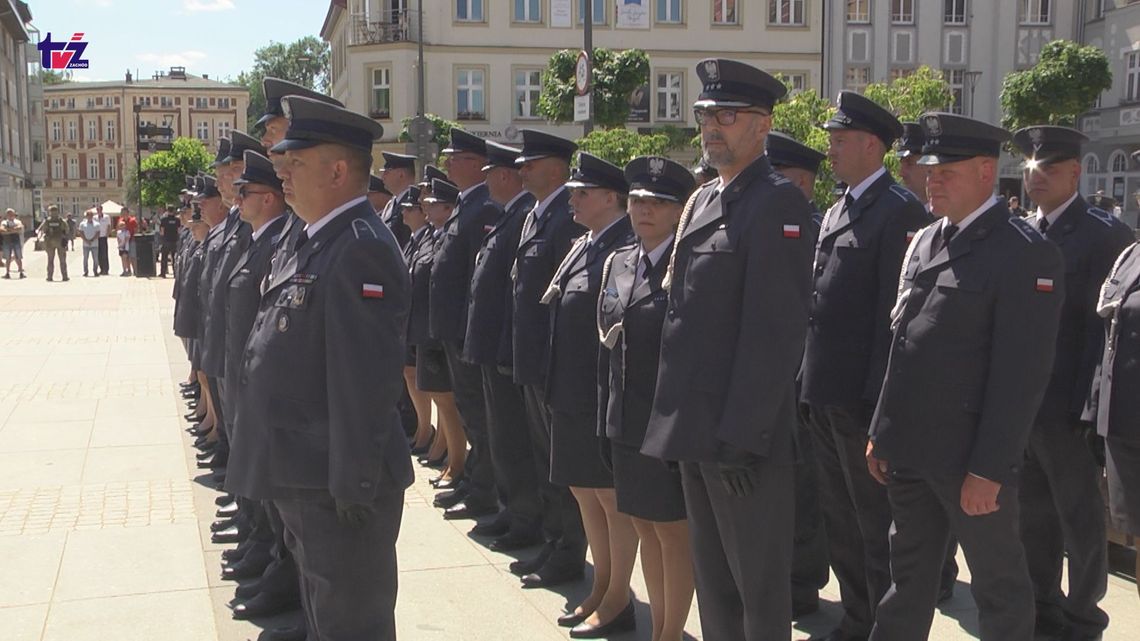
[564, 179, 599, 189]
[515, 153, 555, 165]
[628, 188, 679, 202]
[254, 113, 277, 128]
[232, 178, 251, 186]
[268, 138, 322, 154]
[917, 153, 977, 166]
[693, 99, 752, 109]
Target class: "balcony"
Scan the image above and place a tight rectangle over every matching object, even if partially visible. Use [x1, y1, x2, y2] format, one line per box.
[350, 10, 420, 46]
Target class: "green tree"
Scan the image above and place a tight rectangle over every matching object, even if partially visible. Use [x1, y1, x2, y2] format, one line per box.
[1000, 40, 1111, 130]
[398, 114, 460, 151]
[133, 138, 214, 208]
[771, 82, 837, 210]
[538, 48, 650, 127]
[39, 69, 72, 85]
[574, 128, 673, 167]
[864, 66, 954, 122]
[236, 36, 331, 131]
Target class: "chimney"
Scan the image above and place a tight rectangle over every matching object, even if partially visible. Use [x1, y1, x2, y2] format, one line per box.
[202, 74, 208, 80]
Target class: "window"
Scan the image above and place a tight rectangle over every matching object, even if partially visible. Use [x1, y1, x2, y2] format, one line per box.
[88, 157, 99, 180]
[944, 31, 966, 65]
[50, 98, 57, 109]
[847, 0, 869, 23]
[68, 157, 78, 179]
[370, 68, 391, 118]
[85, 97, 95, 109]
[893, 31, 914, 64]
[1020, 0, 1050, 25]
[579, 0, 606, 24]
[657, 0, 681, 23]
[713, 0, 737, 24]
[944, 0, 966, 24]
[196, 97, 208, 109]
[159, 96, 173, 107]
[105, 119, 115, 141]
[457, 0, 483, 21]
[656, 71, 684, 121]
[889, 68, 914, 81]
[219, 97, 231, 109]
[456, 69, 485, 120]
[945, 68, 965, 114]
[1111, 151, 1128, 173]
[67, 120, 77, 141]
[197, 121, 209, 140]
[51, 120, 61, 142]
[514, 69, 542, 119]
[1084, 154, 1103, 195]
[87, 119, 97, 141]
[849, 29, 871, 63]
[52, 157, 62, 179]
[845, 66, 871, 92]
[892, 0, 914, 23]
[770, 0, 804, 25]
[782, 72, 807, 94]
[514, 0, 540, 22]
[1126, 52, 1140, 102]
[218, 120, 231, 139]
[67, 98, 75, 109]
[106, 156, 117, 180]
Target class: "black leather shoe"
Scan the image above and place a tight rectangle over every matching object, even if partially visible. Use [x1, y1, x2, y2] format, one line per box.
[216, 502, 240, 519]
[557, 610, 589, 628]
[443, 501, 497, 520]
[433, 477, 465, 491]
[470, 518, 511, 538]
[490, 530, 543, 552]
[230, 592, 301, 620]
[266, 624, 307, 641]
[233, 578, 265, 601]
[184, 411, 202, 421]
[211, 525, 247, 545]
[509, 542, 554, 576]
[222, 551, 272, 581]
[432, 487, 468, 509]
[569, 602, 636, 639]
[807, 631, 868, 641]
[179, 381, 199, 391]
[196, 448, 216, 461]
[1060, 630, 1104, 641]
[520, 562, 585, 589]
[211, 516, 240, 532]
[198, 453, 228, 469]
[422, 454, 447, 468]
[215, 493, 235, 506]
[221, 544, 250, 562]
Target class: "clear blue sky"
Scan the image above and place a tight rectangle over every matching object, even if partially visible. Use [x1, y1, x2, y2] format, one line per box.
[28, 0, 331, 83]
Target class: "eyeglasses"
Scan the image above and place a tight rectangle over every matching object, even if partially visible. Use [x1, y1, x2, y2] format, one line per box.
[237, 187, 273, 199]
[693, 107, 770, 127]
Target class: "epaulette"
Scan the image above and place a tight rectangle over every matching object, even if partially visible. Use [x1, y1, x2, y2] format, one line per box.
[1007, 215, 1045, 243]
[767, 170, 790, 186]
[888, 184, 918, 203]
[1085, 206, 1115, 227]
[352, 217, 378, 239]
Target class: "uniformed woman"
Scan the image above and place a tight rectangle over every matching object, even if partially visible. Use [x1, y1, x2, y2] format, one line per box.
[1088, 240, 1140, 598]
[407, 178, 466, 484]
[597, 156, 696, 641]
[544, 153, 637, 638]
[396, 186, 436, 455]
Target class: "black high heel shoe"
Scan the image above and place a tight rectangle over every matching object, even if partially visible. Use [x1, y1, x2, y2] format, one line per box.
[569, 602, 635, 639]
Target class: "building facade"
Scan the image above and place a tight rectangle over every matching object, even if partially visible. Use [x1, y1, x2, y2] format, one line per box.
[320, 0, 822, 150]
[42, 69, 249, 215]
[0, 0, 41, 220]
[1080, 0, 1140, 227]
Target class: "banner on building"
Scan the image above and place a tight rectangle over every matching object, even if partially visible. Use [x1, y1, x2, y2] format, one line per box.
[628, 81, 650, 123]
[617, 0, 650, 29]
[551, 0, 572, 27]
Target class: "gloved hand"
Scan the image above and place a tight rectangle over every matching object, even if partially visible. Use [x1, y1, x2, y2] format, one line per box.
[716, 442, 760, 498]
[1081, 424, 1106, 467]
[335, 499, 375, 528]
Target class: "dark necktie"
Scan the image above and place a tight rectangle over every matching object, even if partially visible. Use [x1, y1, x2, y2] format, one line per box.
[1038, 217, 1050, 234]
[642, 255, 654, 279]
[294, 229, 309, 251]
[931, 223, 958, 255]
[844, 193, 856, 213]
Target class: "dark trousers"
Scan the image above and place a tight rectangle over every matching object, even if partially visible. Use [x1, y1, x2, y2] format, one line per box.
[276, 492, 403, 641]
[681, 460, 794, 641]
[808, 404, 894, 637]
[1020, 420, 1108, 635]
[97, 236, 109, 274]
[482, 365, 541, 533]
[792, 417, 829, 610]
[522, 383, 586, 567]
[45, 244, 68, 280]
[441, 341, 496, 507]
[871, 470, 1034, 641]
[256, 500, 300, 598]
[159, 241, 176, 276]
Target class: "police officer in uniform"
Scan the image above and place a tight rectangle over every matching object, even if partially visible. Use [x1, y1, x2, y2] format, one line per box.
[463, 140, 543, 548]
[597, 155, 697, 641]
[896, 123, 929, 207]
[641, 58, 816, 641]
[766, 131, 832, 619]
[378, 151, 418, 247]
[1086, 239, 1140, 603]
[39, 206, 70, 281]
[1012, 125, 1133, 641]
[508, 129, 589, 587]
[367, 174, 394, 222]
[866, 113, 1065, 641]
[226, 95, 412, 641]
[430, 129, 502, 520]
[801, 91, 931, 641]
[158, 206, 181, 277]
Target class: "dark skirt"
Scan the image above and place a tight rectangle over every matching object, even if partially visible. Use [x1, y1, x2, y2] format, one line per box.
[415, 343, 451, 393]
[550, 409, 613, 488]
[613, 442, 686, 522]
[1106, 436, 1140, 535]
[404, 344, 417, 367]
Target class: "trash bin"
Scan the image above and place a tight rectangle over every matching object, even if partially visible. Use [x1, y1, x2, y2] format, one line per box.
[134, 234, 156, 277]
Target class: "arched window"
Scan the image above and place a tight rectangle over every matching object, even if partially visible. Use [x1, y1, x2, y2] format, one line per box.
[1110, 150, 1128, 173]
[1108, 150, 1129, 206]
[1083, 153, 1104, 197]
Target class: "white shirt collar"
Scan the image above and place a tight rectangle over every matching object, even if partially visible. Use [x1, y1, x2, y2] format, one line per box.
[1034, 191, 1079, 228]
[845, 167, 888, 202]
[943, 195, 998, 235]
[458, 182, 483, 202]
[532, 185, 567, 220]
[251, 214, 285, 242]
[586, 215, 626, 244]
[303, 196, 368, 237]
[502, 190, 528, 212]
[638, 235, 674, 270]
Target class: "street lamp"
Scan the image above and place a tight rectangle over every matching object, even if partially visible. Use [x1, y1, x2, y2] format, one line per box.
[134, 103, 143, 219]
[965, 70, 983, 117]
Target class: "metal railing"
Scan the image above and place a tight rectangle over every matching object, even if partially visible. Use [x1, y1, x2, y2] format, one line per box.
[350, 10, 420, 46]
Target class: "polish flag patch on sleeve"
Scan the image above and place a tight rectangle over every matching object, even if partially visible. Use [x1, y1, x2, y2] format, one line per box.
[362, 283, 385, 299]
[906, 231, 917, 242]
[1035, 278, 1054, 293]
[783, 224, 801, 238]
